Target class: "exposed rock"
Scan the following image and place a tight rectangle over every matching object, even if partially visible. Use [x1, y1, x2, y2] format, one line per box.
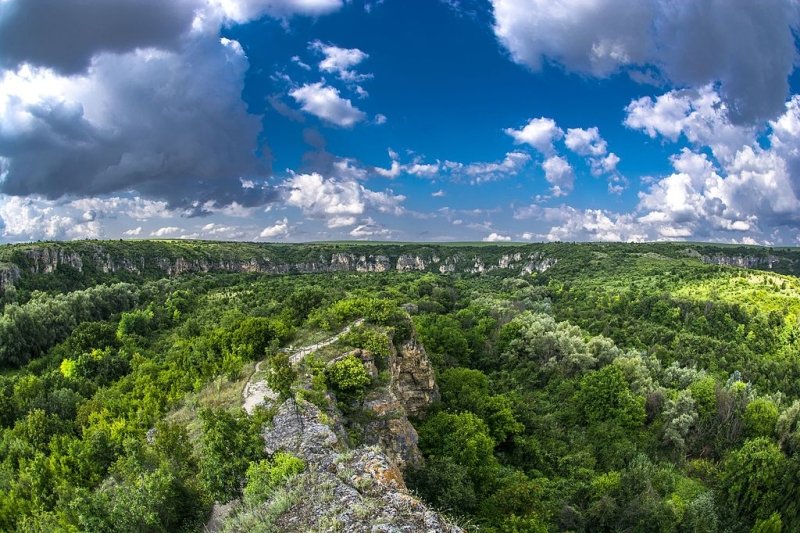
[245, 397, 460, 532]
[0, 243, 564, 293]
[362, 391, 424, 471]
[225, 446, 462, 532]
[263, 399, 343, 466]
[395, 254, 426, 272]
[24, 247, 83, 274]
[0, 263, 20, 293]
[390, 338, 439, 419]
[522, 252, 558, 274]
[470, 257, 485, 274]
[699, 253, 781, 270]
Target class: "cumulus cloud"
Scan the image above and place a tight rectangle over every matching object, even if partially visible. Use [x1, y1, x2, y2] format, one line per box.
[283, 173, 405, 228]
[564, 127, 607, 157]
[68, 197, 173, 221]
[491, 0, 800, 123]
[310, 40, 371, 82]
[0, 195, 100, 241]
[349, 218, 393, 239]
[625, 85, 755, 164]
[374, 151, 531, 183]
[151, 226, 181, 237]
[505, 117, 563, 155]
[514, 204, 647, 242]
[541, 156, 574, 196]
[0, 40, 275, 208]
[0, 0, 197, 74]
[0, 0, 344, 216]
[290, 82, 367, 127]
[123, 227, 143, 236]
[259, 217, 290, 238]
[483, 232, 511, 242]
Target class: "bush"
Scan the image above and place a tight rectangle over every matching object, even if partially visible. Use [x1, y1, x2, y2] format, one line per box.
[243, 452, 305, 506]
[325, 355, 371, 398]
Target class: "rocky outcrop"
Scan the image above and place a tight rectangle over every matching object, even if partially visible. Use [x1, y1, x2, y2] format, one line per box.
[395, 254, 426, 272]
[263, 399, 346, 466]
[24, 247, 83, 274]
[522, 251, 558, 274]
[390, 337, 439, 419]
[325, 339, 437, 471]
[240, 398, 461, 532]
[362, 392, 424, 471]
[699, 254, 781, 270]
[0, 264, 20, 293]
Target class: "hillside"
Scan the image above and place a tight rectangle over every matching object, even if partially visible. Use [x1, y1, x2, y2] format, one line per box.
[1, 240, 799, 531]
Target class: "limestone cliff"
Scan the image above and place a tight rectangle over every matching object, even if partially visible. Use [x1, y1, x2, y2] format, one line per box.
[0, 241, 561, 293]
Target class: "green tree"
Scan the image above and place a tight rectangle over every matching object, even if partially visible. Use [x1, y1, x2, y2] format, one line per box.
[198, 409, 265, 502]
[745, 398, 779, 438]
[722, 438, 786, 524]
[265, 353, 297, 401]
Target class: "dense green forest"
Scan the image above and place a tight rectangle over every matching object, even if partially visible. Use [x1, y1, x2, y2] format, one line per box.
[1, 240, 799, 531]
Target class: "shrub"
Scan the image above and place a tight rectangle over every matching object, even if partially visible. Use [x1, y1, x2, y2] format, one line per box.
[243, 452, 305, 506]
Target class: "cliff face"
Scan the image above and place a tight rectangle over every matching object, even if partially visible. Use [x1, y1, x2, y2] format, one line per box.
[0, 264, 20, 293]
[0, 243, 560, 293]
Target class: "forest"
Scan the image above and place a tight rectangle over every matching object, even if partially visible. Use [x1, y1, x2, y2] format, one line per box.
[0, 240, 799, 532]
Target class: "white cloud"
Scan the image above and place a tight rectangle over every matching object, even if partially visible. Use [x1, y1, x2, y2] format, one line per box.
[483, 232, 511, 242]
[349, 218, 393, 239]
[0, 195, 100, 241]
[123, 226, 143, 236]
[210, 0, 343, 23]
[491, 0, 800, 122]
[290, 82, 366, 127]
[68, 197, 173, 221]
[541, 156, 574, 196]
[505, 117, 563, 155]
[459, 151, 532, 184]
[374, 151, 531, 183]
[283, 173, 405, 226]
[310, 40, 371, 82]
[259, 217, 290, 238]
[625, 86, 755, 164]
[432, 190, 445, 197]
[327, 216, 357, 228]
[151, 226, 181, 237]
[565, 127, 608, 157]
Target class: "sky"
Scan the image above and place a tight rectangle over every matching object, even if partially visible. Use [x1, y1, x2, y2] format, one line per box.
[1, 0, 800, 245]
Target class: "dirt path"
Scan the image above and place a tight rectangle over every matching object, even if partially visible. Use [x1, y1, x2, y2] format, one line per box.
[242, 319, 364, 414]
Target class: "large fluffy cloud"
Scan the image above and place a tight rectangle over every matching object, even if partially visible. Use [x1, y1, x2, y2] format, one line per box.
[0, 39, 274, 208]
[626, 88, 800, 239]
[0, 0, 198, 74]
[0, 0, 343, 212]
[491, 0, 800, 123]
[283, 173, 405, 227]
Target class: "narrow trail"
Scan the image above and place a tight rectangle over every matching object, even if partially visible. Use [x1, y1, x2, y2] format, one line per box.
[242, 319, 364, 414]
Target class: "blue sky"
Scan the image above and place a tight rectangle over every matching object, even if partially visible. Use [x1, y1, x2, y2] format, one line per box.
[1, 0, 800, 244]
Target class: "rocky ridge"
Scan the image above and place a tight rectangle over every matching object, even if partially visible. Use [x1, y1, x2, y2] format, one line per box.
[220, 322, 457, 532]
